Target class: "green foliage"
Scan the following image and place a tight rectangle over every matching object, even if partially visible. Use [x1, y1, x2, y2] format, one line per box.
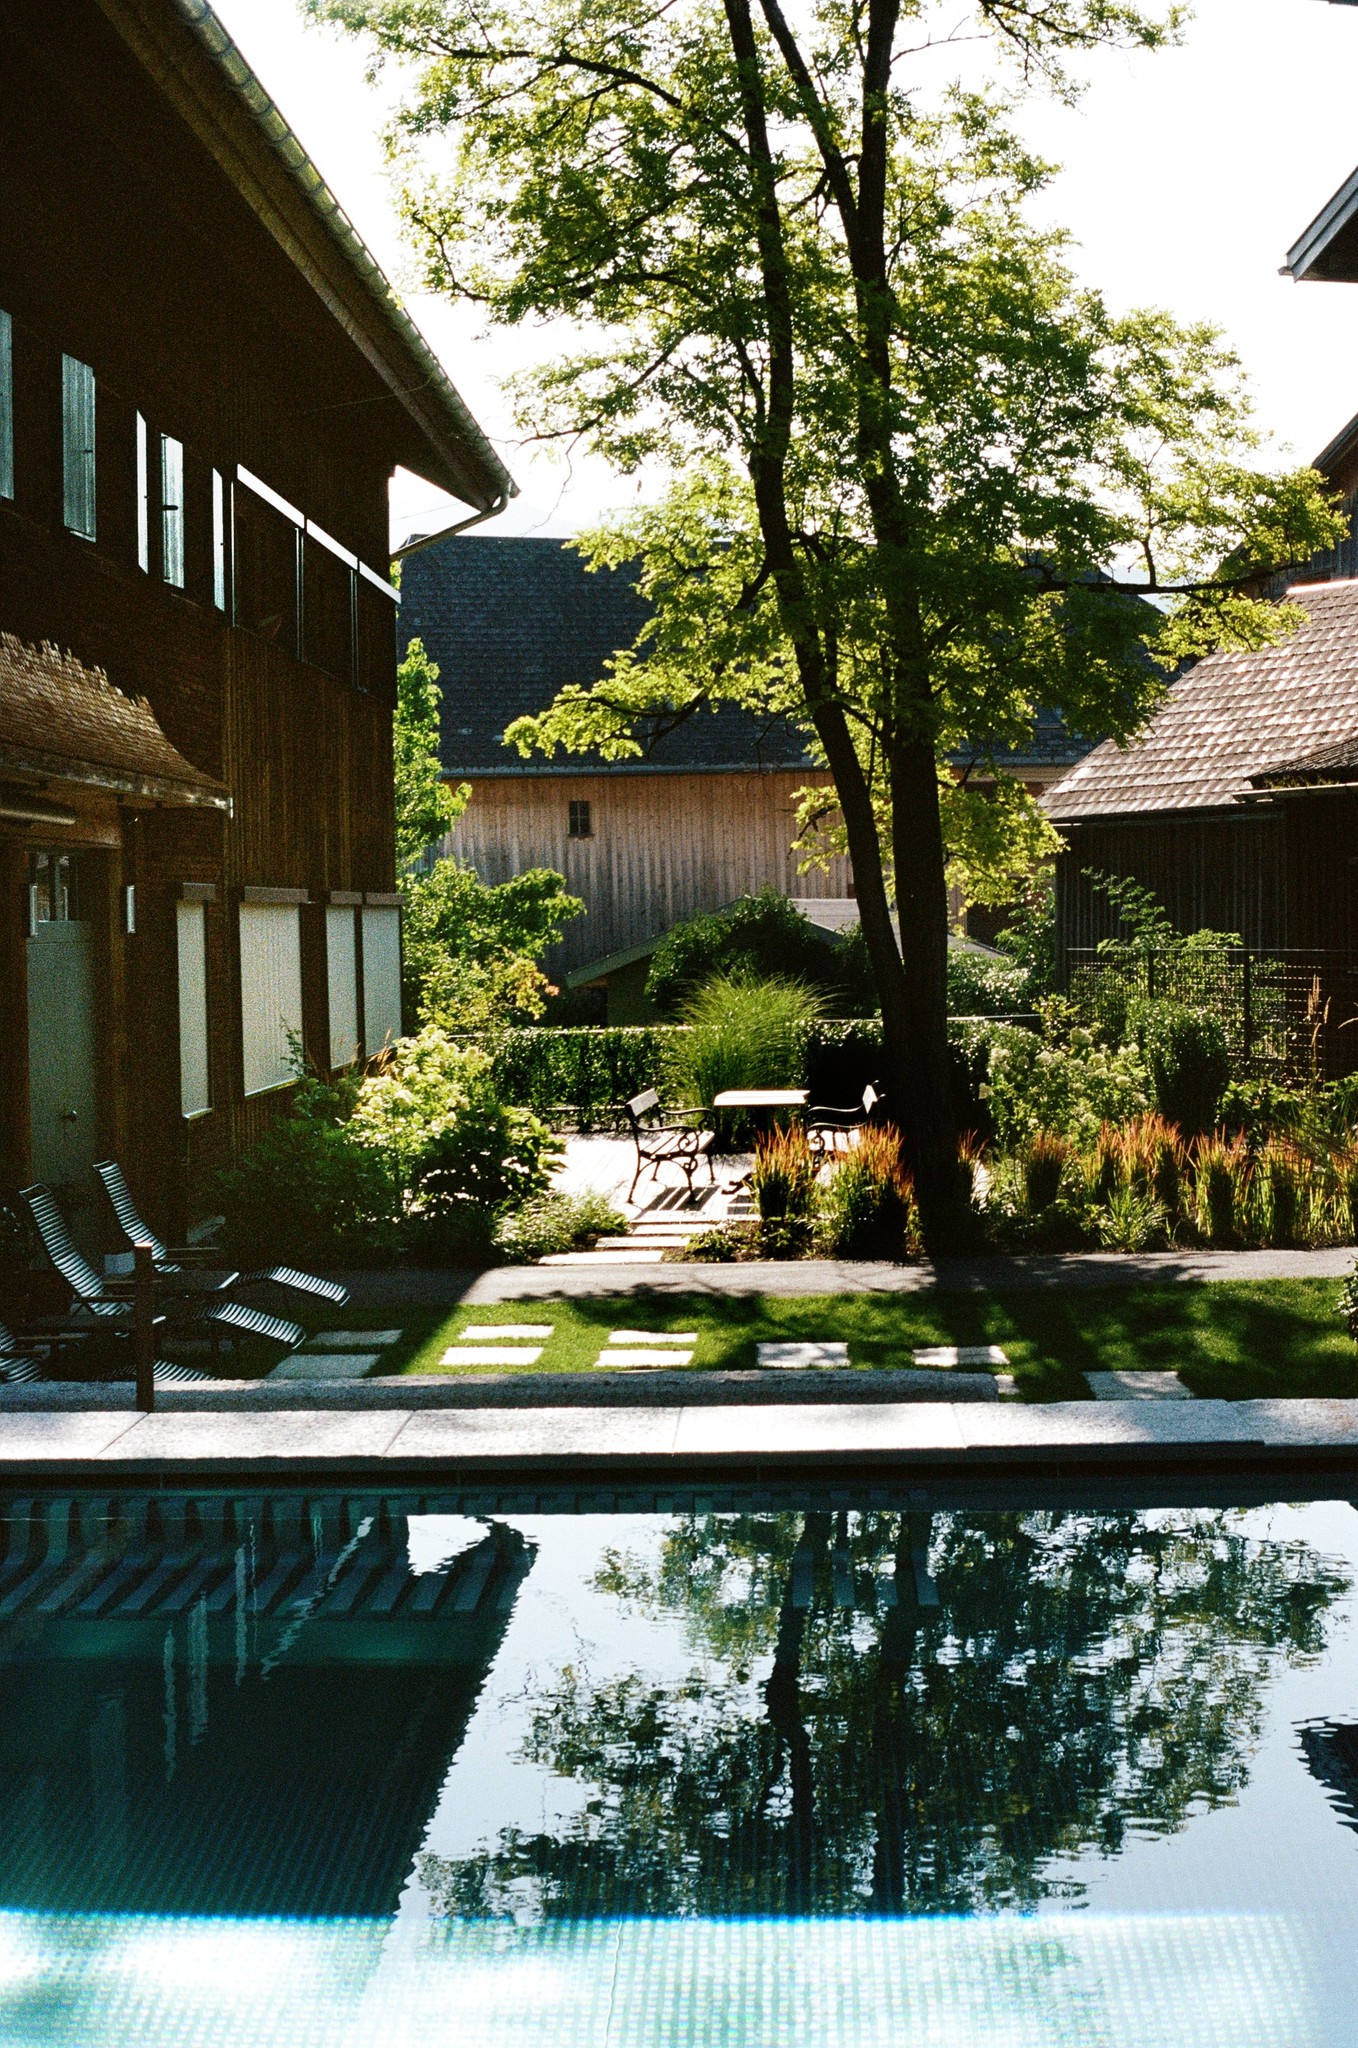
[495, 1188, 626, 1263]
[482, 1025, 685, 1123]
[663, 975, 824, 1138]
[1194, 1134, 1250, 1248]
[1132, 1000, 1230, 1136]
[994, 874, 1059, 1001]
[1095, 1182, 1165, 1253]
[947, 945, 1036, 1018]
[645, 891, 873, 1018]
[750, 1127, 818, 1259]
[1016, 1130, 1073, 1214]
[1339, 1261, 1358, 1343]
[984, 1003, 1152, 1148]
[819, 1126, 921, 1260]
[394, 638, 465, 866]
[402, 858, 584, 1031]
[215, 1072, 401, 1268]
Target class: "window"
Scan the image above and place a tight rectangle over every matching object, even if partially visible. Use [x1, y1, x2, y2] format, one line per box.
[61, 354, 96, 539]
[211, 469, 227, 610]
[238, 902, 303, 1095]
[568, 799, 593, 839]
[0, 308, 12, 501]
[135, 414, 149, 570]
[177, 902, 210, 1117]
[160, 434, 184, 587]
[361, 906, 402, 1054]
[26, 850, 81, 928]
[326, 906, 359, 1069]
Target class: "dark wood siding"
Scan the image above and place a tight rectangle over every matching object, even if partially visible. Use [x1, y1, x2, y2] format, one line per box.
[1056, 812, 1287, 960]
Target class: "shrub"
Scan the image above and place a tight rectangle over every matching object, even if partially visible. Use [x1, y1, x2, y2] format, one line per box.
[1096, 1184, 1166, 1253]
[1017, 1129, 1073, 1215]
[1132, 1001, 1229, 1137]
[1120, 1112, 1188, 1223]
[645, 890, 874, 1016]
[820, 1125, 920, 1259]
[1250, 1139, 1306, 1247]
[750, 1126, 818, 1222]
[1332, 1142, 1358, 1244]
[664, 974, 823, 1142]
[496, 1189, 626, 1263]
[483, 1026, 685, 1124]
[1194, 1134, 1250, 1247]
[947, 944, 1035, 1018]
[984, 1002, 1151, 1149]
[1340, 1260, 1358, 1341]
[216, 1074, 401, 1268]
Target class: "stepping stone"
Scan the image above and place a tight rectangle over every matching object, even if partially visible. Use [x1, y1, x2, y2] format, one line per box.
[539, 1251, 664, 1265]
[608, 1331, 697, 1345]
[461, 1324, 554, 1341]
[912, 1345, 1010, 1370]
[755, 1342, 849, 1370]
[597, 1349, 696, 1370]
[270, 1352, 379, 1380]
[996, 1374, 1019, 1398]
[1086, 1370, 1194, 1401]
[299, 1329, 402, 1352]
[440, 1346, 545, 1366]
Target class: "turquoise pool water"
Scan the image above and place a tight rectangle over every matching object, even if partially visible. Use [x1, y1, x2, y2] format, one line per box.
[1, 1487, 1357, 2044]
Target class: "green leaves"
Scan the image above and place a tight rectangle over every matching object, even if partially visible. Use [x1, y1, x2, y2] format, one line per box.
[394, 638, 465, 866]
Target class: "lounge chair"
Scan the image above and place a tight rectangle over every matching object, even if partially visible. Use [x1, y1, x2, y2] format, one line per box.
[93, 1160, 348, 1308]
[622, 1088, 716, 1203]
[0, 1317, 213, 1386]
[0, 1320, 52, 1384]
[805, 1081, 883, 1158]
[20, 1184, 304, 1351]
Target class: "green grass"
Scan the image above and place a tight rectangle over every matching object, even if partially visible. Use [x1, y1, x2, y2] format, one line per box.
[366, 1279, 1358, 1401]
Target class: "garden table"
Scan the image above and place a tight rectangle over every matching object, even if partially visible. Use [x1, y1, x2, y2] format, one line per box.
[712, 1090, 809, 1192]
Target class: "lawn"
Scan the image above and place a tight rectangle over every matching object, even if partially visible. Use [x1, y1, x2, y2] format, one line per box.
[370, 1279, 1358, 1401]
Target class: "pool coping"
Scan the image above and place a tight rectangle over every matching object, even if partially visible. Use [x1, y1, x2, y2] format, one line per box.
[1, 1396, 1357, 1484]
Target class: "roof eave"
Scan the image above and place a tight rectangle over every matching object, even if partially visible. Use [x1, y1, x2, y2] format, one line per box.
[1285, 160, 1358, 283]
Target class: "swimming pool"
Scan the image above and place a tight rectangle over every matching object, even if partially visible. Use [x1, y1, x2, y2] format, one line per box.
[1, 1483, 1356, 2045]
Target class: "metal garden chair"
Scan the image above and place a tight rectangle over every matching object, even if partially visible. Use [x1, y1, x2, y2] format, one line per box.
[93, 1159, 348, 1308]
[20, 1183, 304, 1352]
[805, 1081, 884, 1159]
[622, 1088, 715, 1202]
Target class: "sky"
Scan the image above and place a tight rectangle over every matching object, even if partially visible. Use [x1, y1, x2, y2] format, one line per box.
[208, 0, 1358, 552]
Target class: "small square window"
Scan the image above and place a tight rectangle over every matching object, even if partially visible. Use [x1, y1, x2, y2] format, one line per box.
[568, 799, 593, 839]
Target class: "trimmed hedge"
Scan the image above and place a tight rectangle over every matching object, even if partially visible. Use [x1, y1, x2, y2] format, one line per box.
[467, 1017, 1029, 1130]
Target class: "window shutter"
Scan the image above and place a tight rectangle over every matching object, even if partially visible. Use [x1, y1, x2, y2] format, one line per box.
[326, 906, 359, 1069]
[176, 902, 210, 1117]
[135, 414, 149, 571]
[239, 903, 303, 1095]
[211, 468, 227, 610]
[61, 354, 96, 539]
[361, 906, 402, 1054]
[0, 309, 13, 502]
[161, 434, 184, 587]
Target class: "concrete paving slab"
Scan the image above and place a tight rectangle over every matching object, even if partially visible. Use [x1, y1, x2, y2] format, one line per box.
[0, 1412, 143, 1460]
[609, 1331, 697, 1345]
[269, 1353, 380, 1381]
[440, 1346, 545, 1366]
[1232, 1399, 1358, 1446]
[1086, 1370, 1193, 1401]
[461, 1324, 555, 1341]
[952, 1400, 1263, 1450]
[387, 1407, 683, 1463]
[757, 1342, 849, 1369]
[913, 1345, 1009, 1369]
[673, 1402, 969, 1458]
[94, 1410, 412, 1464]
[597, 1349, 696, 1370]
[298, 1330, 402, 1351]
[538, 1250, 665, 1266]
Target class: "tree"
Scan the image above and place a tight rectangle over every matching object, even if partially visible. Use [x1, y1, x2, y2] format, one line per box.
[418, 1506, 1347, 1922]
[394, 639, 585, 1027]
[317, 0, 1344, 1240]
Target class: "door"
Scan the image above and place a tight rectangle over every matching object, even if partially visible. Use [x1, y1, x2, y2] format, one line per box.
[27, 916, 100, 1197]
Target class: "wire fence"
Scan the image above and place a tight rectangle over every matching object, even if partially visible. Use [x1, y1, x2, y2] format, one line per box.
[1065, 947, 1358, 1080]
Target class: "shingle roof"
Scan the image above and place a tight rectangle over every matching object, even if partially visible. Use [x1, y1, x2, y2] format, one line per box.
[400, 536, 816, 775]
[0, 634, 230, 808]
[1045, 581, 1358, 822]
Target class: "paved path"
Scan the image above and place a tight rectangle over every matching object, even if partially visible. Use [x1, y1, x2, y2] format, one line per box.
[0, 1396, 1356, 1481]
[337, 1245, 1355, 1307]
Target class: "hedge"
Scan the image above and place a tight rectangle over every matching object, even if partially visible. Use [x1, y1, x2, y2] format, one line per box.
[467, 1017, 1031, 1130]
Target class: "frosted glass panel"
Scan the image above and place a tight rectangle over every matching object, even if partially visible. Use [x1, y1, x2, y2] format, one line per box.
[176, 902, 210, 1117]
[239, 903, 302, 1096]
[326, 906, 359, 1069]
[361, 906, 402, 1054]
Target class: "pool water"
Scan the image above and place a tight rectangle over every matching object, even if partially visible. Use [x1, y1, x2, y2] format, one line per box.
[1, 1487, 1357, 2044]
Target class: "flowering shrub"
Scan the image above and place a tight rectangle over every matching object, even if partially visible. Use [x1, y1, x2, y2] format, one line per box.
[984, 1002, 1151, 1149]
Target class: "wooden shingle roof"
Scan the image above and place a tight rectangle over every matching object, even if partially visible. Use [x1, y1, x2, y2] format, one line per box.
[0, 634, 230, 808]
[1045, 581, 1358, 822]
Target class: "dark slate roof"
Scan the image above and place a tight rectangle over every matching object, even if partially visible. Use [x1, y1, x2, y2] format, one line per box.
[1045, 581, 1358, 822]
[951, 707, 1093, 773]
[399, 535, 815, 775]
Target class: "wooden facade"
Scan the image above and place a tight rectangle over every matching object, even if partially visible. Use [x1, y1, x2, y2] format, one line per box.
[0, 0, 508, 1238]
[443, 767, 853, 981]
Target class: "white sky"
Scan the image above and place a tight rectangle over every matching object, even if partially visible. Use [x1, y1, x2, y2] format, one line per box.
[208, 0, 1358, 551]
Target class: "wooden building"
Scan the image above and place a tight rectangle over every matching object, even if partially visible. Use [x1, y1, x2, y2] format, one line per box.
[0, 0, 510, 1237]
[398, 534, 855, 992]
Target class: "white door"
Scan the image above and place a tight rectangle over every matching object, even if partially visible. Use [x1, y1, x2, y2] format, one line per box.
[27, 917, 99, 1194]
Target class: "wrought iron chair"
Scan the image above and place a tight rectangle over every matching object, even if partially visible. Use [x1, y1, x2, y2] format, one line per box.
[20, 1183, 304, 1352]
[805, 1081, 884, 1158]
[93, 1159, 348, 1307]
[622, 1088, 716, 1203]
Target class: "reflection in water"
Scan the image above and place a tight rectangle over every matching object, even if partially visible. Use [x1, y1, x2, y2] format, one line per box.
[0, 1494, 1355, 2046]
[423, 1509, 1348, 1921]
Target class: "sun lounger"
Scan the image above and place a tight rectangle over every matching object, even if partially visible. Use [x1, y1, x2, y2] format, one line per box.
[93, 1159, 347, 1307]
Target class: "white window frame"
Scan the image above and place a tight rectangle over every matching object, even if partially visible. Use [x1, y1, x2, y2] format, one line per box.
[61, 353, 96, 540]
[326, 906, 359, 1070]
[211, 468, 227, 610]
[176, 902, 211, 1118]
[160, 433, 184, 588]
[238, 903, 303, 1096]
[135, 413, 149, 571]
[361, 905, 403, 1055]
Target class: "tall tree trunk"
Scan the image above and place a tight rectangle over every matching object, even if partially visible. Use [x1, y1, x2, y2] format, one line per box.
[889, 736, 960, 1242]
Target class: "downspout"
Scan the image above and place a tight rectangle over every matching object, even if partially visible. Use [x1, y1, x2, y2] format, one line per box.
[394, 496, 511, 559]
